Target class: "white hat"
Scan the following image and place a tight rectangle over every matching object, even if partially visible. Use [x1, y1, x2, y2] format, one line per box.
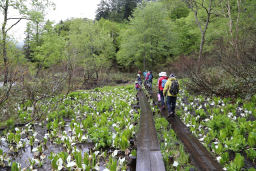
[159, 72, 163, 77]
[137, 74, 140, 77]
[162, 72, 167, 77]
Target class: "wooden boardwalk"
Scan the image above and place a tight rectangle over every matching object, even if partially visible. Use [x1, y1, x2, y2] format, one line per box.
[148, 90, 223, 171]
[136, 90, 165, 171]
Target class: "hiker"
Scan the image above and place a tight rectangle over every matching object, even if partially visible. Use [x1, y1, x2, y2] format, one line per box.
[163, 73, 179, 117]
[137, 74, 142, 85]
[157, 72, 163, 86]
[143, 70, 148, 79]
[157, 72, 163, 102]
[158, 72, 168, 110]
[145, 71, 153, 90]
[135, 81, 141, 90]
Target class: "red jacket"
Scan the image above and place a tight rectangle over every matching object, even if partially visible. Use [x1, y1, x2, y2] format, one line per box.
[158, 76, 168, 91]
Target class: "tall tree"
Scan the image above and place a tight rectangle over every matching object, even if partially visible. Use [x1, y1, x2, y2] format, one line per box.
[23, 22, 33, 61]
[186, 0, 214, 61]
[117, 2, 173, 70]
[0, 0, 54, 85]
[33, 20, 65, 76]
[96, 0, 141, 22]
[67, 19, 115, 83]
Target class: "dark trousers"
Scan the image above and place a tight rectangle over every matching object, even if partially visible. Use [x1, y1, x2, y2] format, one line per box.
[159, 90, 165, 106]
[166, 96, 177, 113]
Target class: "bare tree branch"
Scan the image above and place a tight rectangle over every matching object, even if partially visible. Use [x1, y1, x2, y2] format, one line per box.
[7, 17, 27, 20]
[5, 18, 23, 33]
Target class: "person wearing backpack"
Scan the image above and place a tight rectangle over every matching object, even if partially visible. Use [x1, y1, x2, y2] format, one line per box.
[137, 74, 142, 85]
[145, 71, 153, 90]
[143, 71, 148, 79]
[158, 72, 168, 110]
[135, 81, 141, 90]
[163, 73, 179, 117]
[157, 72, 163, 102]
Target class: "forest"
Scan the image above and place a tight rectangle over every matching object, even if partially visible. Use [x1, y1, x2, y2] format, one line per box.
[0, 0, 256, 170]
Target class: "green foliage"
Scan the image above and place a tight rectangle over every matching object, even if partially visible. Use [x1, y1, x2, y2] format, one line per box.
[74, 151, 82, 168]
[117, 2, 173, 69]
[120, 135, 129, 150]
[155, 117, 169, 131]
[248, 132, 256, 148]
[50, 154, 58, 170]
[131, 150, 136, 157]
[220, 152, 229, 165]
[229, 153, 244, 170]
[225, 132, 247, 152]
[107, 157, 118, 171]
[6, 119, 15, 129]
[207, 115, 235, 136]
[249, 168, 256, 171]
[246, 148, 256, 161]
[67, 19, 115, 75]
[33, 21, 65, 68]
[96, 0, 140, 22]
[11, 162, 19, 171]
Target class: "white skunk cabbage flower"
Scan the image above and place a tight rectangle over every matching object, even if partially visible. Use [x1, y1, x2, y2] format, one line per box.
[94, 151, 100, 156]
[33, 132, 38, 137]
[216, 156, 221, 162]
[173, 161, 179, 167]
[67, 161, 76, 168]
[112, 150, 119, 157]
[57, 158, 63, 170]
[32, 147, 38, 152]
[94, 163, 100, 170]
[119, 157, 125, 165]
[82, 164, 86, 170]
[112, 133, 116, 139]
[129, 124, 133, 130]
[17, 141, 23, 148]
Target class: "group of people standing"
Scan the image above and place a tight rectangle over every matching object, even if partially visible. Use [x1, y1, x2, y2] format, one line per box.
[135, 70, 179, 117]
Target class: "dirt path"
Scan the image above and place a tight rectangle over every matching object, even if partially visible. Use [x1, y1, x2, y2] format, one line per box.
[136, 90, 165, 171]
[146, 89, 223, 171]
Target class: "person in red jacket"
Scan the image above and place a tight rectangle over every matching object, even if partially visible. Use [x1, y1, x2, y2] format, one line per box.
[158, 72, 168, 110]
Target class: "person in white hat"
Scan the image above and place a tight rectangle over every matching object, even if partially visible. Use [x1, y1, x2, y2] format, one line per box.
[157, 72, 163, 87]
[137, 74, 142, 85]
[158, 72, 168, 110]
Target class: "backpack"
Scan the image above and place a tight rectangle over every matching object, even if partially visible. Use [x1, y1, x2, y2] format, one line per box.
[169, 80, 179, 95]
[148, 74, 153, 81]
[161, 79, 167, 88]
[143, 72, 147, 78]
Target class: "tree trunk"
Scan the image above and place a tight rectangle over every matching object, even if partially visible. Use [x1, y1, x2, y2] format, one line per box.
[67, 62, 73, 94]
[36, 21, 39, 45]
[143, 35, 146, 70]
[2, 0, 9, 86]
[198, 14, 210, 61]
[235, 0, 241, 60]
[227, 0, 233, 40]
[192, 0, 212, 62]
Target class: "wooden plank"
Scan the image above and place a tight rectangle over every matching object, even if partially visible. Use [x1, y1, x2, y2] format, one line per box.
[150, 151, 166, 171]
[136, 149, 151, 171]
[136, 90, 166, 171]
